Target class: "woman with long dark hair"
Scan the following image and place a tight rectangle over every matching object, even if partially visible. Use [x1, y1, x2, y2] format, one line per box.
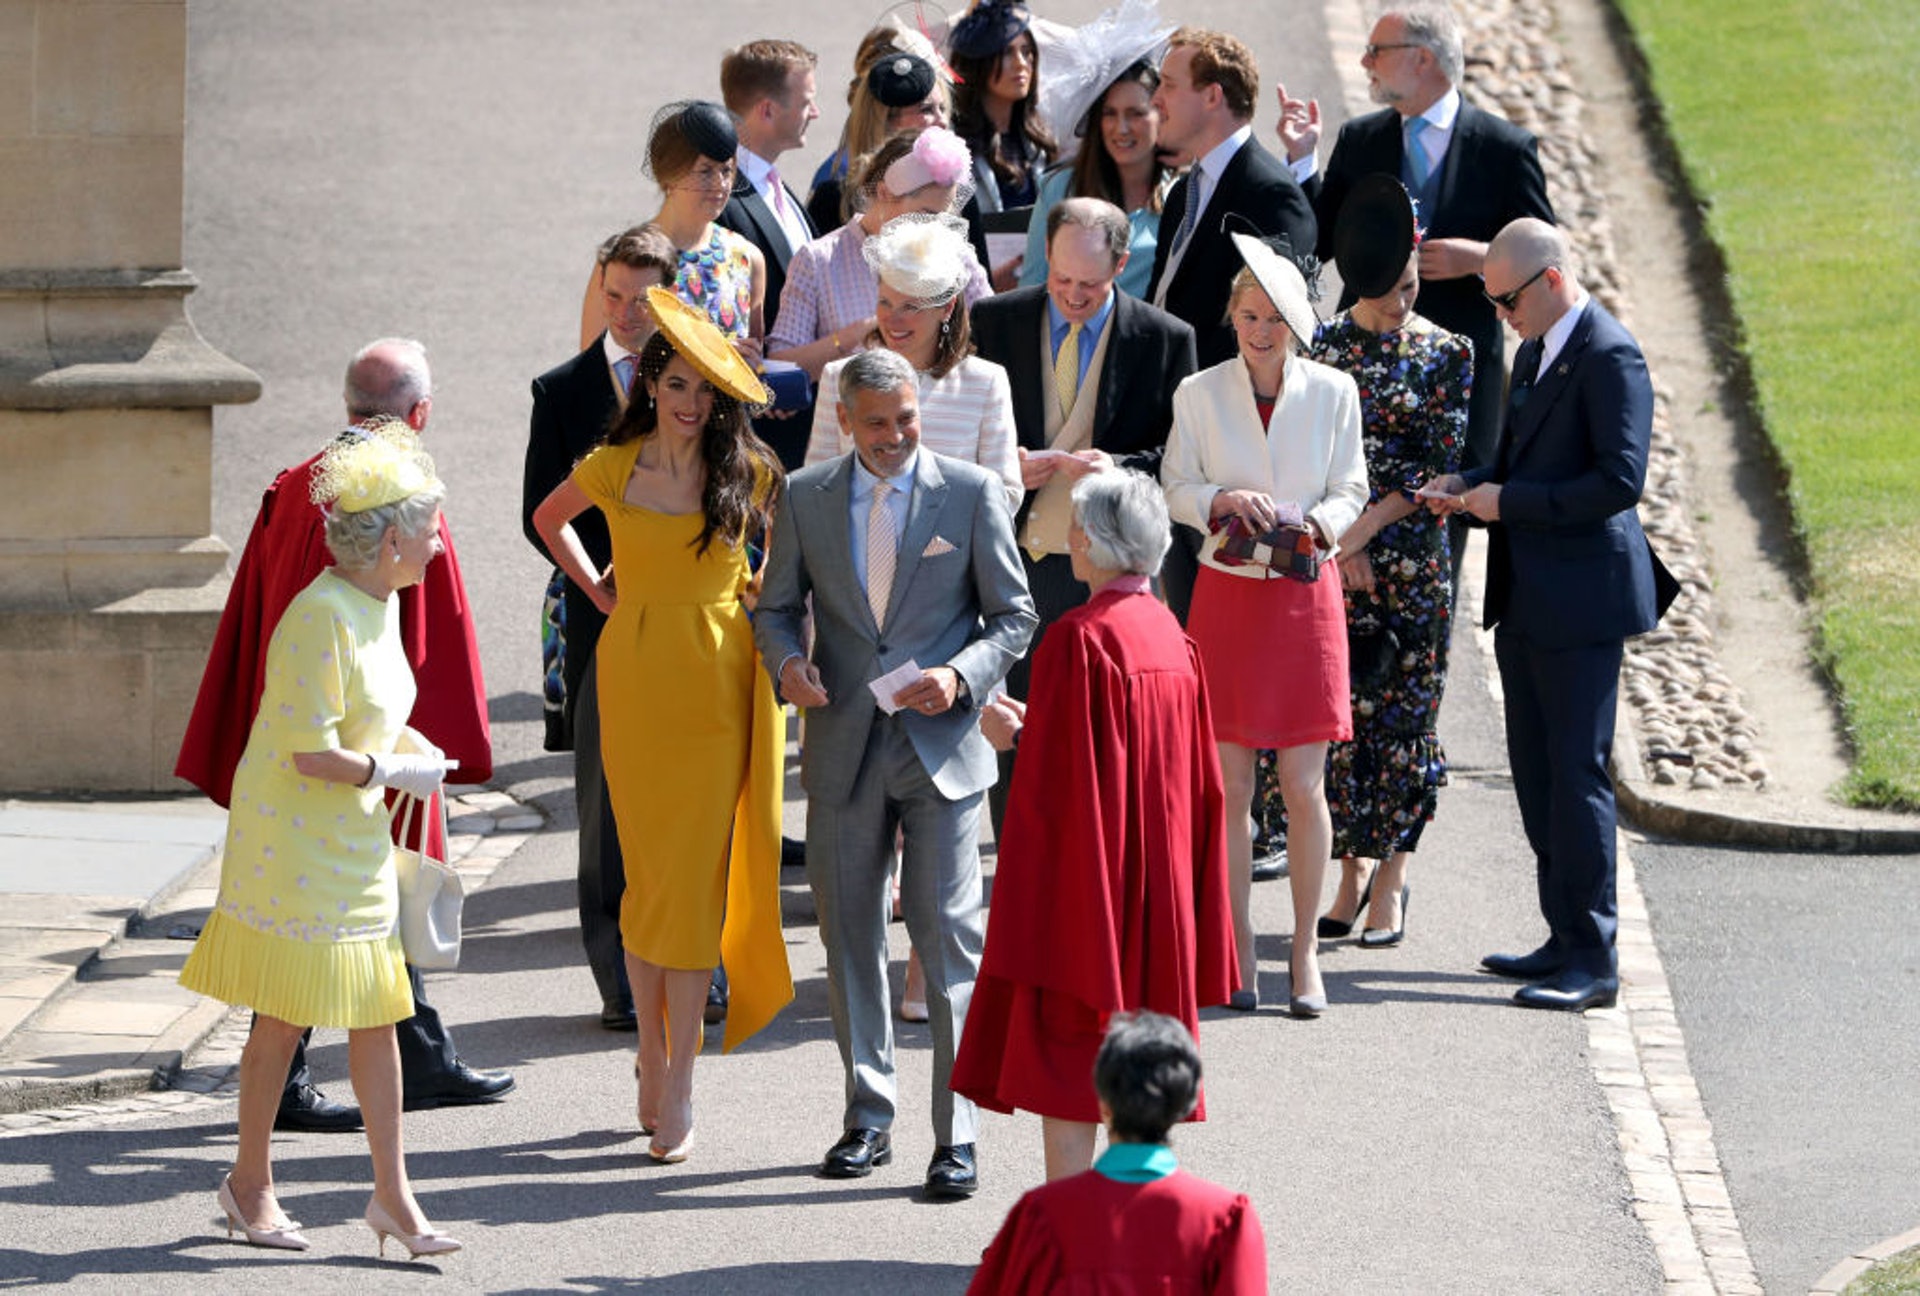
[949, 0, 1057, 287]
[535, 289, 792, 1165]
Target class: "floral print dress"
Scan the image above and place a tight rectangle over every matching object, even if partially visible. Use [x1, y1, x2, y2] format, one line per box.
[1251, 312, 1471, 858]
[675, 226, 755, 339]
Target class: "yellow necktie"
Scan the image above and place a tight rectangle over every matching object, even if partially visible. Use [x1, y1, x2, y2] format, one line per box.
[1054, 322, 1083, 417]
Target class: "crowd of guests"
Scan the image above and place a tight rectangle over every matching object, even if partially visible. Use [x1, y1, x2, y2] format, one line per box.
[173, 0, 1678, 1287]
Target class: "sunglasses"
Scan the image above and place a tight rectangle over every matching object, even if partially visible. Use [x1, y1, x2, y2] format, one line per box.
[1363, 41, 1420, 58]
[1483, 265, 1549, 311]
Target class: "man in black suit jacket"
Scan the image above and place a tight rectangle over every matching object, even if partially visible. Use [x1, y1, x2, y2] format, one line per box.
[522, 227, 674, 1031]
[1423, 219, 1676, 1014]
[1279, 4, 1555, 591]
[972, 198, 1197, 826]
[717, 39, 820, 468]
[1144, 28, 1317, 370]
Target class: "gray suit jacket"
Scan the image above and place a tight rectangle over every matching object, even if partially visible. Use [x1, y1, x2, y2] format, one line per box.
[755, 450, 1037, 805]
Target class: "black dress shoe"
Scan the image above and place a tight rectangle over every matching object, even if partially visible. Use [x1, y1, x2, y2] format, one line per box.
[403, 1059, 516, 1110]
[600, 1001, 638, 1031]
[781, 836, 807, 869]
[274, 1083, 362, 1133]
[1250, 847, 1288, 882]
[1481, 944, 1565, 981]
[1513, 969, 1619, 1013]
[925, 1143, 979, 1199]
[820, 1128, 892, 1178]
[703, 980, 728, 1025]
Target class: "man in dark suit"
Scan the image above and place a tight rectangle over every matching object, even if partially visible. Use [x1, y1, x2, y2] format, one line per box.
[522, 227, 676, 1032]
[1279, 3, 1555, 592]
[718, 39, 819, 469]
[971, 196, 1196, 822]
[755, 347, 1036, 1199]
[1144, 27, 1317, 370]
[1422, 218, 1674, 1013]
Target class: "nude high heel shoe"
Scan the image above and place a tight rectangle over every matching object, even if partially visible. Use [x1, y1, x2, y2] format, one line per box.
[216, 1177, 310, 1251]
[365, 1199, 462, 1259]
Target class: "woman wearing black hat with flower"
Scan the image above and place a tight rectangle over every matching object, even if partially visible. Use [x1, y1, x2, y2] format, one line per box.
[950, 0, 1057, 286]
[1308, 176, 1472, 950]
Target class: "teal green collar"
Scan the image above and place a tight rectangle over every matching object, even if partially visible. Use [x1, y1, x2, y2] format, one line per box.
[1095, 1142, 1177, 1183]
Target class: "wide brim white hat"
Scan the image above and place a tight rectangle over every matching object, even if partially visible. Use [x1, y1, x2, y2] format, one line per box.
[1229, 231, 1319, 347]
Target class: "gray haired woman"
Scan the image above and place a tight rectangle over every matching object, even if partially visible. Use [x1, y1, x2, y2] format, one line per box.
[954, 471, 1236, 1182]
[179, 424, 462, 1259]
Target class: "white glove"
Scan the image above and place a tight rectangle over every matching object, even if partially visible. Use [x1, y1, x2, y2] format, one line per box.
[366, 751, 448, 800]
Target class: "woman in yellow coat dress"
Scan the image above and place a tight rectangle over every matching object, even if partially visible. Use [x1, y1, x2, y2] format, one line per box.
[536, 288, 792, 1163]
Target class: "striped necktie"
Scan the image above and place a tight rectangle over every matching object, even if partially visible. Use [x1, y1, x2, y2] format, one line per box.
[865, 479, 898, 627]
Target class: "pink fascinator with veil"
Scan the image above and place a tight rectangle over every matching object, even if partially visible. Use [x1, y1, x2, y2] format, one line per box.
[884, 127, 972, 197]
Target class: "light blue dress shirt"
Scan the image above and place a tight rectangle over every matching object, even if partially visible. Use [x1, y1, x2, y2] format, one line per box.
[848, 448, 918, 598]
[1047, 291, 1116, 394]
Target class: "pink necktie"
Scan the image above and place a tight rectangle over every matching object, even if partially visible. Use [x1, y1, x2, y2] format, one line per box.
[768, 167, 789, 220]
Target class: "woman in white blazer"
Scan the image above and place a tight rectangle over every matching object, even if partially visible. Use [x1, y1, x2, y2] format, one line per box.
[1161, 236, 1366, 1018]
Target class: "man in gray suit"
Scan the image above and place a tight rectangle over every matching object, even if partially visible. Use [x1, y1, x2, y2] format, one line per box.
[755, 347, 1036, 1199]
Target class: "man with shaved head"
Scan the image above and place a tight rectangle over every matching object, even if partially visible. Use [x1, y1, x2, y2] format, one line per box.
[1421, 217, 1675, 1014]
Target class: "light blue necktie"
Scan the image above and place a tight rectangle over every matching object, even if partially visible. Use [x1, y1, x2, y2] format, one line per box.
[1405, 117, 1432, 189]
[615, 353, 639, 396]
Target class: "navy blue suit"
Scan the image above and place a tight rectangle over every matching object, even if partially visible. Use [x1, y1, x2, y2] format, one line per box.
[1466, 299, 1672, 976]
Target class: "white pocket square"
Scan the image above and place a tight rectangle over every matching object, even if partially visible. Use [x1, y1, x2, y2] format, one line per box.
[921, 535, 958, 557]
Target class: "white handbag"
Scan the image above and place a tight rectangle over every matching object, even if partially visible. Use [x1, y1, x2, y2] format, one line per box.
[391, 789, 464, 969]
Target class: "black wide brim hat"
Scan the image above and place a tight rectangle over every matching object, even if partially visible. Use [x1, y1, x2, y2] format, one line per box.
[1333, 173, 1417, 300]
[949, 0, 1031, 60]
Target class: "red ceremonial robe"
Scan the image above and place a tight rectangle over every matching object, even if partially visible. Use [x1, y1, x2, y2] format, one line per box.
[968, 1168, 1267, 1295]
[952, 580, 1235, 1123]
[174, 446, 492, 851]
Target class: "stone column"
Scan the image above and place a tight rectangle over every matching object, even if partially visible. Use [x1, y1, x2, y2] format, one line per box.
[0, 0, 259, 790]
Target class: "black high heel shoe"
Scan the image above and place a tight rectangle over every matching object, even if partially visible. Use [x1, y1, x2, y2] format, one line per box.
[1359, 884, 1410, 948]
[1316, 864, 1377, 939]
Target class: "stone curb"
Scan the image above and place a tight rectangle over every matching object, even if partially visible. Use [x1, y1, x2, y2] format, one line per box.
[0, 995, 230, 1117]
[1612, 712, 1920, 855]
[1808, 1225, 1920, 1296]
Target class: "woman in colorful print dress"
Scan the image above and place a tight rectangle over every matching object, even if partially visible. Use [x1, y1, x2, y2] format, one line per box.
[1311, 176, 1471, 949]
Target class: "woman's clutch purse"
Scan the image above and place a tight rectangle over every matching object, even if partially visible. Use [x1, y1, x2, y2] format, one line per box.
[1212, 515, 1324, 583]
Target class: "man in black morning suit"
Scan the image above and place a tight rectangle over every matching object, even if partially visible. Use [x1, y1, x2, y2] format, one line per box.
[1142, 28, 1315, 621]
[717, 39, 820, 470]
[971, 197, 1196, 826]
[1422, 218, 1677, 1014]
[522, 228, 676, 1031]
[1278, 3, 1555, 592]
[1144, 28, 1317, 370]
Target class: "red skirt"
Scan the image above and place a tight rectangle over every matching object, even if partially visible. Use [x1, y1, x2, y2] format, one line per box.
[1188, 561, 1352, 748]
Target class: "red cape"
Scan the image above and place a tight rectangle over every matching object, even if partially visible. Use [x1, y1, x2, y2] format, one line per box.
[968, 1168, 1267, 1294]
[953, 586, 1236, 1117]
[175, 449, 492, 819]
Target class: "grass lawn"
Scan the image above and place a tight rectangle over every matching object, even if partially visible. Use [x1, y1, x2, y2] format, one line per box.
[1609, 0, 1920, 807]
[1843, 1244, 1920, 1295]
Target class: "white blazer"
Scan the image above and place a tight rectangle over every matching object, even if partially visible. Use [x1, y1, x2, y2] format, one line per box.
[1161, 353, 1368, 576]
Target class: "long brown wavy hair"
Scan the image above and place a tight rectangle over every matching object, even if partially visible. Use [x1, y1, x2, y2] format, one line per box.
[603, 331, 784, 556]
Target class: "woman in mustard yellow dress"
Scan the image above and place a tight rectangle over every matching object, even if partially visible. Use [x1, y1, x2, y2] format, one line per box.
[536, 288, 791, 1163]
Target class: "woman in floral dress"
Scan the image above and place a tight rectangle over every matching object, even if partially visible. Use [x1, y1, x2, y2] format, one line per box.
[1310, 177, 1470, 948]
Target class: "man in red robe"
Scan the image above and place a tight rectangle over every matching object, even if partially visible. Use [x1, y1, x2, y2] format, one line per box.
[176, 338, 512, 1130]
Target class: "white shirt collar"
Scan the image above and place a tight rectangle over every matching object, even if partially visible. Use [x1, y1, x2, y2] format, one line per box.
[1537, 288, 1590, 374]
[1194, 123, 1253, 188]
[738, 146, 778, 191]
[1412, 87, 1462, 134]
[601, 330, 640, 366]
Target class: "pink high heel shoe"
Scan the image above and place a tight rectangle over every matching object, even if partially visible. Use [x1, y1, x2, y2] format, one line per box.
[216, 1177, 309, 1252]
[365, 1199, 462, 1259]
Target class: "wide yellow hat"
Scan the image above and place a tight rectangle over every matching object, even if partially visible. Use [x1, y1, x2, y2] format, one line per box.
[645, 286, 771, 407]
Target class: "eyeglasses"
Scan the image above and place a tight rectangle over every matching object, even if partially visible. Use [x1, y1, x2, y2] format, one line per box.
[1363, 42, 1420, 58]
[1483, 265, 1550, 311]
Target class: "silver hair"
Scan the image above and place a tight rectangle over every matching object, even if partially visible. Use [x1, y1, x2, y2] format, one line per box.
[343, 337, 431, 421]
[836, 346, 918, 408]
[1047, 196, 1130, 264]
[1072, 470, 1171, 576]
[1386, 3, 1465, 83]
[323, 484, 446, 571]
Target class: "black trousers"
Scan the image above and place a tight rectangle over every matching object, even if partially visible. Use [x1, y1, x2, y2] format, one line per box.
[573, 659, 631, 1010]
[275, 962, 458, 1099]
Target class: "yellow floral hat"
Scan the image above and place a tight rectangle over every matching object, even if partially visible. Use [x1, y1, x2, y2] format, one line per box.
[308, 417, 442, 513]
[645, 286, 772, 407]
